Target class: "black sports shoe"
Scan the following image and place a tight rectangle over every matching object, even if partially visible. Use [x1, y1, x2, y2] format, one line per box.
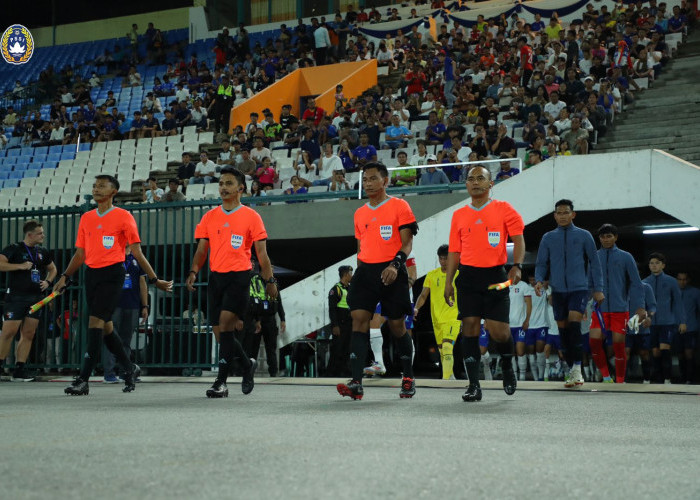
[462, 384, 483, 402]
[399, 377, 416, 399]
[65, 378, 89, 396]
[122, 364, 140, 393]
[337, 379, 364, 400]
[206, 380, 229, 398]
[12, 367, 36, 382]
[502, 364, 517, 396]
[241, 358, 257, 394]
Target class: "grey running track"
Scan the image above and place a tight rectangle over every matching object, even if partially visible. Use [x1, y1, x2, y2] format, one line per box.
[1, 379, 699, 499]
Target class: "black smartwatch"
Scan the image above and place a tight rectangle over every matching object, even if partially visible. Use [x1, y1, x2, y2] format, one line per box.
[512, 263, 522, 270]
[266, 277, 277, 285]
[147, 276, 158, 285]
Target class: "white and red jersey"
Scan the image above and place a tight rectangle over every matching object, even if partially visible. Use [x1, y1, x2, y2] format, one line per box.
[509, 282, 533, 328]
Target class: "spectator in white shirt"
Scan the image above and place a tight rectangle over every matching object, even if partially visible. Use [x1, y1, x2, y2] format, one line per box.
[49, 121, 65, 143]
[250, 136, 271, 164]
[142, 177, 164, 203]
[312, 18, 331, 65]
[190, 98, 208, 131]
[316, 142, 343, 186]
[190, 152, 218, 184]
[143, 92, 162, 113]
[175, 83, 190, 103]
[543, 91, 567, 122]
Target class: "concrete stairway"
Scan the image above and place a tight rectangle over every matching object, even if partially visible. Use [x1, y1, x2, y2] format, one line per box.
[593, 31, 700, 165]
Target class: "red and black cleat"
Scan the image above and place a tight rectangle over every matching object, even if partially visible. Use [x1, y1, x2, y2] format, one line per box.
[399, 377, 416, 398]
[337, 380, 364, 400]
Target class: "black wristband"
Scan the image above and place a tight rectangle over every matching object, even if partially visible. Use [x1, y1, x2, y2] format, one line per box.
[147, 276, 158, 285]
[391, 251, 407, 269]
[189, 270, 197, 276]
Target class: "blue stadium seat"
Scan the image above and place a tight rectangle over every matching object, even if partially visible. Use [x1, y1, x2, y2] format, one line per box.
[23, 170, 39, 178]
[16, 155, 32, 163]
[47, 153, 62, 162]
[20, 147, 34, 155]
[43, 161, 59, 169]
[32, 154, 47, 162]
[0, 165, 11, 173]
[2, 157, 17, 165]
[7, 148, 21, 157]
[60, 151, 75, 160]
[48, 145, 63, 154]
[0, 180, 4, 188]
[9, 171, 24, 179]
[34, 146, 48, 155]
[28, 163, 42, 170]
[78, 143, 91, 151]
[14, 163, 29, 171]
[0, 172, 9, 180]
[3, 179, 19, 188]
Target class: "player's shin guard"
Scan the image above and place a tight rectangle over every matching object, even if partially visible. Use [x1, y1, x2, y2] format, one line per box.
[641, 358, 651, 381]
[102, 332, 132, 373]
[79, 328, 102, 380]
[613, 342, 627, 383]
[217, 331, 235, 382]
[369, 328, 384, 367]
[528, 353, 538, 380]
[536, 352, 546, 380]
[661, 349, 672, 381]
[590, 337, 610, 378]
[518, 355, 527, 380]
[350, 332, 369, 381]
[397, 333, 414, 378]
[232, 330, 251, 370]
[441, 342, 454, 380]
[463, 336, 481, 385]
[495, 337, 515, 370]
[481, 351, 493, 380]
[568, 322, 583, 364]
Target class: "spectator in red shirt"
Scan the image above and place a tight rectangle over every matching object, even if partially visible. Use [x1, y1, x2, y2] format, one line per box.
[404, 62, 427, 97]
[301, 97, 325, 126]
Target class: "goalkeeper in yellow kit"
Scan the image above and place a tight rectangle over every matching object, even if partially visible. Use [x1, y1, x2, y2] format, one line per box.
[414, 244, 461, 379]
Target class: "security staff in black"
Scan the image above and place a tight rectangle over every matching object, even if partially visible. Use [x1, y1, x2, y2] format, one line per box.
[328, 265, 353, 376]
[213, 75, 234, 134]
[245, 272, 286, 377]
[0, 220, 57, 381]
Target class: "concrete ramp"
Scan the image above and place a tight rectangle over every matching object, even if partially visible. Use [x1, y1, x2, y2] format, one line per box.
[278, 149, 700, 346]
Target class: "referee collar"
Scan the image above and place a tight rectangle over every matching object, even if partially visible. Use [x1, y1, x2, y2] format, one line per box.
[468, 199, 492, 211]
[220, 204, 243, 215]
[96, 206, 116, 217]
[366, 196, 393, 210]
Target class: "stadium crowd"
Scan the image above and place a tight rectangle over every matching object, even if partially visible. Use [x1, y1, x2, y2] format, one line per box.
[1, 1, 695, 198]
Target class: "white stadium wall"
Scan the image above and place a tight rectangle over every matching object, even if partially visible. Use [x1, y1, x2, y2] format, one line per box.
[278, 149, 700, 347]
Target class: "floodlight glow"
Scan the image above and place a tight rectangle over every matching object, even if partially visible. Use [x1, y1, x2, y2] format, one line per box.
[642, 227, 699, 235]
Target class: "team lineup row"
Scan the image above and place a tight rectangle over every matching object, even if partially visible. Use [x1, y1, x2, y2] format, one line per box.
[1, 163, 689, 398]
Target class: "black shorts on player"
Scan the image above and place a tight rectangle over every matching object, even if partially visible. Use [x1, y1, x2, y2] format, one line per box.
[2, 293, 43, 322]
[84, 263, 126, 322]
[347, 262, 412, 318]
[207, 270, 252, 324]
[455, 264, 510, 322]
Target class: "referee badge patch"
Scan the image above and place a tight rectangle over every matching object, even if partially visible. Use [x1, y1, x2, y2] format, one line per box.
[102, 236, 115, 249]
[231, 234, 243, 249]
[487, 231, 500, 247]
[380, 225, 393, 241]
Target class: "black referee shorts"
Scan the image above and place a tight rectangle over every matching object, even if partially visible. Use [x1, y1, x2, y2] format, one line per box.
[2, 293, 43, 322]
[455, 265, 510, 323]
[208, 270, 251, 326]
[347, 261, 412, 320]
[85, 263, 126, 322]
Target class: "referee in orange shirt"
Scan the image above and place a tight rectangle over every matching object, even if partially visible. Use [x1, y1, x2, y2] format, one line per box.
[54, 175, 172, 396]
[186, 167, 277, 398]
[445, 165, 525, 402]
[336, 162, 418, 400]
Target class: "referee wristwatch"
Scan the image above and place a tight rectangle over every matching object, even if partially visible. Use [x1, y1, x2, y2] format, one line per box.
[147, 276, 158, 285]
[512, 263, 522, 270]
[266, 277, 277, 285]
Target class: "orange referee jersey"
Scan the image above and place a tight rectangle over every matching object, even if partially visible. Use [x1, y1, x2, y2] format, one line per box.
[448, 199, 524, 267]
[355, 197, 416, 264]
[194, 205, 268, 273]
[76, 207, 141, 268]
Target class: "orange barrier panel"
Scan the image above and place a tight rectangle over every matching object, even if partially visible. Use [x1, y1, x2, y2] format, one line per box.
[228, 60, 377, 133]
